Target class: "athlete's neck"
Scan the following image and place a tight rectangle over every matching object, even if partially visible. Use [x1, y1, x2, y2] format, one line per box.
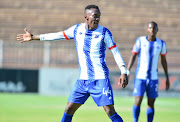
[86, 24, 98, 30]
[147, 36, 156, 42]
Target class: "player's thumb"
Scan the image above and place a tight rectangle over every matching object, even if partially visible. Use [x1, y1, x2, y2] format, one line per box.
[24, 28, 28, 33]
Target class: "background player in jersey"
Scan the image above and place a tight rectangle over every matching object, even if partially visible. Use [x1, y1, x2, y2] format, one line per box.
[126, 21, 170, 122]
[17, 5, 128, 122]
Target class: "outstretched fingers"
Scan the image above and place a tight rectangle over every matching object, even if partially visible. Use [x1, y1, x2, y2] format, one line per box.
[16, 28, 32, 43]
[17, 34, 24, 40]
[16, 34, 26, 43]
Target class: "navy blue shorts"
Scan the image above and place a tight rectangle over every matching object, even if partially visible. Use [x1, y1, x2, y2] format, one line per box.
[68, 79, 114, 106]
[133, 78, 158, 99]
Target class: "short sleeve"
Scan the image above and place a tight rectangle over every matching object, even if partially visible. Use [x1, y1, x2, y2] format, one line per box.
[161, 41, 167, 55]
[132, 37, 141, 54]
[104, 28, 116, 50]
[63, 24, 77, 40]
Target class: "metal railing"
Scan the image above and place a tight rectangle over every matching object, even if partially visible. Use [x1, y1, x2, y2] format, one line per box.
[1, 40, 180, 71]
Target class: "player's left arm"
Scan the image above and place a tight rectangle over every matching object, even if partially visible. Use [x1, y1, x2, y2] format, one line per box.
[111, 47, 128, 89]
[160, 41, 170, 90]
[104, 28, 128, 88]
[161, 55, 170, 90]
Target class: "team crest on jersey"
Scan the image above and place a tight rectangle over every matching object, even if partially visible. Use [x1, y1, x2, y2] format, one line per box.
[95, 35, 99, 38]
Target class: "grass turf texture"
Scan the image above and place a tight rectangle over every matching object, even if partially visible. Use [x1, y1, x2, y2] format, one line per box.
[0, 93, 180, 122]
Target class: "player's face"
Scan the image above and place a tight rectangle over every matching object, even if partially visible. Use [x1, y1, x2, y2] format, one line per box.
[147, 23, 158, 37]
[85, 8, 101, 30]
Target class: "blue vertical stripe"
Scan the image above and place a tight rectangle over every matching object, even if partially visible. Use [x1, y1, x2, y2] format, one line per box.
[83, 31, 94, 79]
[161, 40, 163, 50]
[147, 41, 154, 79]
[106, 28, 116, 46]
[100, 27, 109, 78]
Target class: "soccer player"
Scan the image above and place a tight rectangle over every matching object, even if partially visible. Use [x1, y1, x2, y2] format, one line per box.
[17, 5, 128, 122]
[126, 21, 170, 122]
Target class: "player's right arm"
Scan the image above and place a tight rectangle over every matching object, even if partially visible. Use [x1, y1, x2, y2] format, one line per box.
[16, 28, 38, 43]
[127, 53, 137, 76]
[17, 25, 77, 43]
[127, 38, 140, 76]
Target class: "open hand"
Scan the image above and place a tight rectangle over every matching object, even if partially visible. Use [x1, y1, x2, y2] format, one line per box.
[17, 28, 32, 43]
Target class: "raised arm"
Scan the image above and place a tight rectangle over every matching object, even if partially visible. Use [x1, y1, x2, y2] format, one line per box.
[17, 25, 76, 43]
[161, 55, 170, 90]
[16, 28, 40, 43]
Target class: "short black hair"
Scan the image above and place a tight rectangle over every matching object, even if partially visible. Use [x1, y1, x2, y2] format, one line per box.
[149, 21, 158, 31]
[85, 5, 99, 11]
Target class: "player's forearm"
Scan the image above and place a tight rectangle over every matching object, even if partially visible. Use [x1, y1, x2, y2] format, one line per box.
[111, 47, 127, 74]
[39, 31, 66, 41]
[31, 31, 65, 41]
[161, 58, 169, 80]
[127, 54, 136, 71]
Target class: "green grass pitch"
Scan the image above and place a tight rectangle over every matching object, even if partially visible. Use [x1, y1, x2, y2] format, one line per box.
[0, 93, 180, 122]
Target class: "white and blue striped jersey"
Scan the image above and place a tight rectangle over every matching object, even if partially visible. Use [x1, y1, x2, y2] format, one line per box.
[40, 23, 126, 80]
[132, 36, 167, 80]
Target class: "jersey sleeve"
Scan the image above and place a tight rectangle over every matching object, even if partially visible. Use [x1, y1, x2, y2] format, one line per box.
[104, 28, 127, 74]
[40, 24, 77, 41]
[111, 47, 127, 74]
[104, 28, 117, 50]
[132, 37, 140, 54]
[161, 41, 167, 55]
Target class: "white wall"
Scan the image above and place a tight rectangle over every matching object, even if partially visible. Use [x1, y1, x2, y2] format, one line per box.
[39, 67, 79, 96]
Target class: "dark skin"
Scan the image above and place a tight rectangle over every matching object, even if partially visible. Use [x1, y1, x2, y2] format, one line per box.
[64, 8, 128, 117]
[84, 8, 100, 30]
[17, 7, 128, 117]
[127, 22, 170, 109]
